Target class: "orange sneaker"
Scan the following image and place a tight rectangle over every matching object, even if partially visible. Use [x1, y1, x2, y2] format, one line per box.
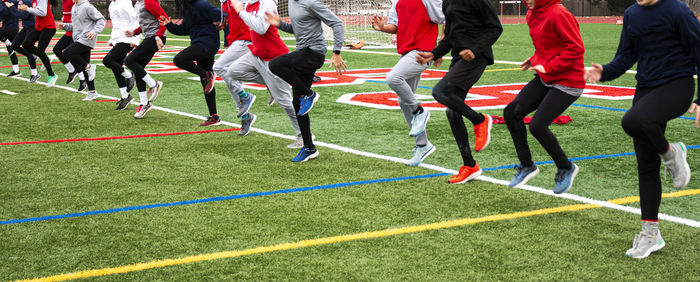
[448, 163, 482, 184]
[473, 113, 492, 152]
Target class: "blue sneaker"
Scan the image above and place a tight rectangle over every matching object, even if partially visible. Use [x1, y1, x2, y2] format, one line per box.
[297, 91, 319, 116]
[508, 164, 540, 188]
[237, 93, 256, 118]
[554, 163, 579, 194]
[292, 147, 319, 162]
[409, 108, 430, 137]
[406, 142, 436, 166]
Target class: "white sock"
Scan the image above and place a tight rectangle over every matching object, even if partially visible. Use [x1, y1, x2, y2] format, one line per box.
[12, 65, 19, 73]
[138, 91, 148, 105]
[4, 39, 11, 46]
[121, 70, 132, 79]
[31, 68, 37, 75]
[142, 74, 156, 88]
[65, 62, 75, 73]
[78, 72, 85, 80]
[119, 87, 128, 98]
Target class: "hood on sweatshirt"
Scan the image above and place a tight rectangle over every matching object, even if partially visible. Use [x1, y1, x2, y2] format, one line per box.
[522, 0, 558, 11]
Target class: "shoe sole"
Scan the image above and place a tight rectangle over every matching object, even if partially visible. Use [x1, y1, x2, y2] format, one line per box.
[267, 96, 275, 106]
[149, 81, 163, 102]
[116, 98, 133, 110]
[509, 167, 540, 188]
[238, 114, 257, 136]
[293, 150, 320, 162]
[297, 92, 320, 116]
[406, 144, 436, 166]
[475, 114, 493, 152]
[237, 95, 256, 118]
[409, 111, 430, 137]
[626, 240, 665, 259]
[554, 164, 579, 194]
[7, 72, 20, 77]
[449, 168, 482, 184]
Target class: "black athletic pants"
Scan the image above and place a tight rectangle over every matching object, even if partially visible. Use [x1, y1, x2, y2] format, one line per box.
[11, 27, 36, 69]
[173, 44, 217, 116]
[269, 47, 325, 148]
[0, 27, 19, 66]
[621, 76, 695, 220]
[102, 42, 133, 88]
[124, 36, 165, 92]
[52, 34, 73, 66]
[22, 27, 56, 76]
[432, 57, 488, 167]
[63, 42, 95, 91]
[504, 75, 578, 170]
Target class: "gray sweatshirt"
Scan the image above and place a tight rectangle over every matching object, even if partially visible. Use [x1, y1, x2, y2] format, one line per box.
[62, 0, 105, 48]
[277, 0, 344, 55]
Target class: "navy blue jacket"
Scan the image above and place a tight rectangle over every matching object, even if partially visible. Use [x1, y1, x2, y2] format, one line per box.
[5, 0, 34, 29]
[0, 0, 20, 30]
[601, 0, 700, 103]
[165, 0, 221, 56]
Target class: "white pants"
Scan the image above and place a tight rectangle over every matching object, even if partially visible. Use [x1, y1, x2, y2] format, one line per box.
[213, 40, 252, 105]
[386, 50, 430, 146]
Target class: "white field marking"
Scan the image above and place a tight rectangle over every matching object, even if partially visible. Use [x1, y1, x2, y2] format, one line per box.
[1, 90, 17, 95]
[3, 71, 698, 228]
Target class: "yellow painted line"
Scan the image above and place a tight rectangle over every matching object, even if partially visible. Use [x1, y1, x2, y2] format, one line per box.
[484, 68, 522, 72]
[23, 190, 699, 282]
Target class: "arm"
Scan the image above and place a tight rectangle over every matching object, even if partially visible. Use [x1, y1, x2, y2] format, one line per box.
[164, 15, 190, 35]
[422, 0, 445, 24]
[468, 0, 502, 58]
[278, 20, 293, 33]
[237, 0, 272, 35]
[264, 8, 293, 33]
[540, 13, 584, 74]
[88, 5, 106, 35]
[62, 22, 72, 31]
[309, 0, 344, 52]
[600, 14, 638, 82]
[26, 0, 47, 17]
[0, 2, 10, 18]
[676, 8, 700, 106]
[372, 2, 397, 34]
[144, 0, 168, 36]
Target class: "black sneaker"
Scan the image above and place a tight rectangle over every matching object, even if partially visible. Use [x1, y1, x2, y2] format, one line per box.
[312, 74, 322, 83]
[115, 95, 134, 110]
[78, 80, 87, 91]
[29, 73, 41, 83]
[126, 72, 136, 93]
[65, 71, 78, 84]
[7, 71, 21, 77]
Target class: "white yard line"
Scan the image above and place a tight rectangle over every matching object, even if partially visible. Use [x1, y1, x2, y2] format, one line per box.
[2, 71, 697, 228]
[1, 90, 18, 95]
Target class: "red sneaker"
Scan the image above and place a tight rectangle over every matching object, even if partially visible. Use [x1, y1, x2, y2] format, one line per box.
[448, 163, 482, 184]
[473, 113, 492, 152]
[200, 115, 221, 126]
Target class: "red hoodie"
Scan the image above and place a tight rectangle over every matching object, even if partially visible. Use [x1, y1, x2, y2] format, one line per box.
[525, 0, 585, 88]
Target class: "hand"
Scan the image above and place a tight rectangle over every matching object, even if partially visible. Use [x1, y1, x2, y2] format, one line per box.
[124, 30, 134, 37]
[155, 36, 164, 50]
[434, 57, 443, 69]
[213, 21, 225, 30]
[529, 64, 546, 73]
[330, 53, 347, 75]
[18, 3, 27, 10]
[371, 15, 385, 31]
[159, 15, 171, 26]
[690, 102, 699, 128]
[584, 63, 603, 84]
[56, 22, 65, 29]
[230, 0, 244, 13]
[459, 49, 475, 61]
[264, 10, 280, 27]
[86, 31, 95, 40]
[520, 58, 532, 71]
[416, 52, 433, 64]
[4, 2, 14, 8]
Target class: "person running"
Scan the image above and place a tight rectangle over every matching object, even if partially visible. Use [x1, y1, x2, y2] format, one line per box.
[502, 0, 584, 194]
[53, 0, 85, 90]
[160, 0, 222, 126]
[265, 0, 347, 162]
[0, 0, 21, 77]
[222, 0, 301, 138]
[58, 0, 105, 101]
[416, 0, 502, 183]
[124, 0, 167, 119]
[4, 0, 36, 78]
[371, 0, 444, 166]
[105, 0, 140, 110]
[584, 0, 699, 259]
[18, 0, 58, 85]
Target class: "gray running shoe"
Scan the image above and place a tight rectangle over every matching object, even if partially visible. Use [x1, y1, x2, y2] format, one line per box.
[238, 113, 257, 136]
[126, 72, 136, 93]
[406, 142, 436, 166]
[286, 134, 315, 149]
[509, 164, 540, 188]
[409, 108, 430, 137]
[134, 103, 153, 119]
[116, 95, 134, 110]
[626, 231, 665, 259]
[663, 142, 691, 189]
[29, 73, 41, 83]
[237, 94, 256, 117]
[148, 81, 163, 102]
[82, 91, 98, 101]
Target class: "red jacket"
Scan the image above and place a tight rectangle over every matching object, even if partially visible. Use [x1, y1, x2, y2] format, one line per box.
[395, 0, 438, 55]
[223, 0, 251, 45]
[525, 0, 585, 88]
[245, 1, 288, 61]
[32, 0, 55, 31]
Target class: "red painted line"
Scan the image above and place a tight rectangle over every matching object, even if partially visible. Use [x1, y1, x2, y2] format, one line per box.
[95, 99, 119, 102]
[0, 128, 241, 146]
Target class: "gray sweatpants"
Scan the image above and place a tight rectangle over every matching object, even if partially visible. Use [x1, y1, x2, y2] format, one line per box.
[385, 50, 429, 146]
[213, 40, 251, 105]
[226, 51, 301, 136]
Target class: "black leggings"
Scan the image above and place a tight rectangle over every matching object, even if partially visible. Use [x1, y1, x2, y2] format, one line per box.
[621, 76, 694, 220]
[269, 48, 325, 148]
[63, 42, 95, 91]
[173, 44, 217, 116]
[124, 36, 165, 92]
[432, 57, 488, 167]
[22, 27, 56, 76]
[0, 27, 19, 66]
[102, 42, 133, 88]
[504, 76, 578, 170]
[11, 27, 36, 69]
[52, 34, 73, 65]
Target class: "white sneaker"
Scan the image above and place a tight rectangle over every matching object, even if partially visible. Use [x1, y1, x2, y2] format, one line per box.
[134, 103, 153, 119]
[626, 231, 665, 259]
[82, 91, 98, 101]
[663, 142, 691, 189]
[287, 134, 316, 149]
